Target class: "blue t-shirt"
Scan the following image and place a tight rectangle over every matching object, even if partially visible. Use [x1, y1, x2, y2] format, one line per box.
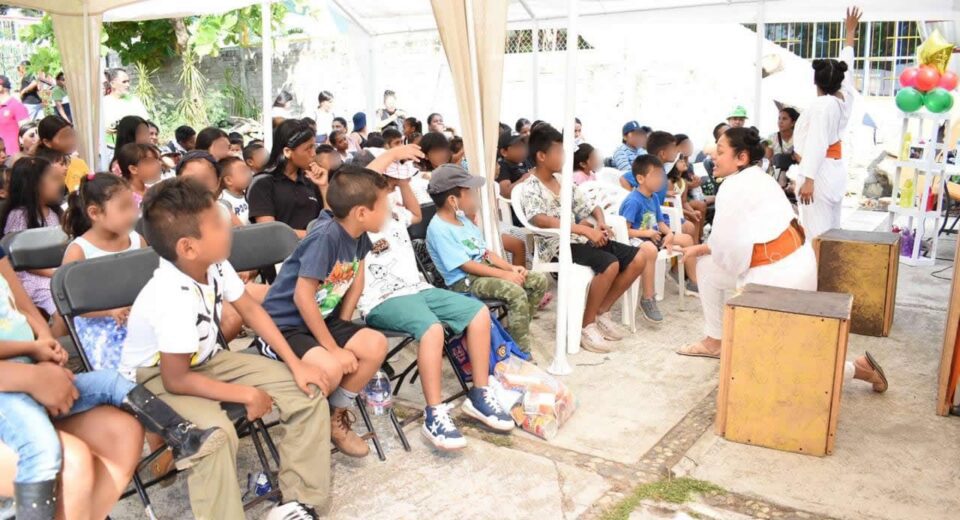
[426, 214, 487, 287]
[619, 190, 665, 231]
[262, 210, 373, 328]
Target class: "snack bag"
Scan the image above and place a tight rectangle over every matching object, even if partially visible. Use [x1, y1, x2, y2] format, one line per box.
[495, 357, 577, 440]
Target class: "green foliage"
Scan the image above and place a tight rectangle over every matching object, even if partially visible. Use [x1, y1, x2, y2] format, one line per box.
[600, 477, 724, 520]
[222, 68, 258, 118]
[131, 62, 160, 115]
[18, 14, 59, 74]
[102, 20, 177, 71]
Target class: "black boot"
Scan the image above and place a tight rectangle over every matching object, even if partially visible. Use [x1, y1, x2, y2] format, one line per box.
[14, 480, 56, 520]
[122, 385, 228, 471]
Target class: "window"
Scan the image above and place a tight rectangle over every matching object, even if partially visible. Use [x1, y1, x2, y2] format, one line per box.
[505, 29, 593, 54]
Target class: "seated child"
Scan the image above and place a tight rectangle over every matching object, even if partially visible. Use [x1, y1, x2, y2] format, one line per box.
[357, 156, 513, 451]
[243, 141, 267, 174]
[120, 177, 330, 519]
[619, 155, 699, 302]
[520, 123, 646, 352]
[227, 133, 244, 159]
[217, 156, 252, 225]
[0, 241, 224, 520]
[117, 143, 162, 208]
[254, 165, 391, 459]
[426, 164, 549, 354]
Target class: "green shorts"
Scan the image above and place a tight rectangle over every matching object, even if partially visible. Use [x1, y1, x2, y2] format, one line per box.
[364, 288, 484, 340]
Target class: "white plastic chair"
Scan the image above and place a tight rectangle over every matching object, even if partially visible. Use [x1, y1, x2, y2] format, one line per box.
[510, 182, 594, 369]
[493, 181, 532, 263]
[596, 167, 625, 187]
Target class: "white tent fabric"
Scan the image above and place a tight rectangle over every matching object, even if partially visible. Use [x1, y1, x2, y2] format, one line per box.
[50, 12, 102, 167]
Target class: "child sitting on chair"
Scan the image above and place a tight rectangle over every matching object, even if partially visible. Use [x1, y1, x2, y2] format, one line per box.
[426, 164, 549, 355]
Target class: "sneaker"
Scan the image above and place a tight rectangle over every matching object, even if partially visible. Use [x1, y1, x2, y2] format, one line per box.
[595, 312, 625, 341]
[639, 298, 663, 323]
[580, 323, 614, 353]
[330, 408, 370, 458]
[685, 279, 699, 296]
[462, 387, 514, 432]
[422, 403, 467, 450]
[266, 500, 318, 520]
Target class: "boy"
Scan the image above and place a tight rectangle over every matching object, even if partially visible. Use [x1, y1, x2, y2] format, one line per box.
[381, 127, 403, 149]
[520, 123, 646, 353]
[612, 121, 649, 172]
[495, 131, 529, 201]
[0, 138, 7, 170]
[243, 141, 267, 173]
[254, 165, 391, 458]
[619, 155, 699, 320]
[227, 133, 244, 158]
[120, 178, 331, 519]
[358, 160, 513, 450]
[426, 164, 548, 354]
[171, 125, 196, 154]
[218, 156, 251, 225]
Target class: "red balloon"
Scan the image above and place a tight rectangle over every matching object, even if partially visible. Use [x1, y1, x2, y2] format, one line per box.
[939, 71, 959, 91]
[916, 65, 941, 92]
[899, 67, 919, 88]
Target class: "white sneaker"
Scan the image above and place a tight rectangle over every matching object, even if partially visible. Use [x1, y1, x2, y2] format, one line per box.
[266, 501, 318, 520]
[595, 313, 626, 341]
[580, 324, 614, 353]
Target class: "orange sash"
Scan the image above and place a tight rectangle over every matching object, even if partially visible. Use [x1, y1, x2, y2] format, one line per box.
[750, 219, 806, 268]
[826, 141, 842, 160]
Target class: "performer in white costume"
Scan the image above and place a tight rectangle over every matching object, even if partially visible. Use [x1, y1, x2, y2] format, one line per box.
[677, 126, 887, 393]
[794, 7, 861, 238]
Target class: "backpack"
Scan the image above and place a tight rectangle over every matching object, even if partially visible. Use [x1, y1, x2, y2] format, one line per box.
[448, 308, 531, 383]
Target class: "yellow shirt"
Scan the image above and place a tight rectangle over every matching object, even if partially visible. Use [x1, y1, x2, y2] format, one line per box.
[65, 157, 90, 192]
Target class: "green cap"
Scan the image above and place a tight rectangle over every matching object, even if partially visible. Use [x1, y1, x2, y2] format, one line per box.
[728, 105, 748, 119]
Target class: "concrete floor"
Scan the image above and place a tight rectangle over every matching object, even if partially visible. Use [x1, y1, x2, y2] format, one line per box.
[108, 218, 960, 520]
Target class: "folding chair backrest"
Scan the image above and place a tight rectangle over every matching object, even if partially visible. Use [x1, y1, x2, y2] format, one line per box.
[228, 221, 298, 272]
[52, 248, 160, 317]
[1, 227, 69, 271]
[407, 203, 436, 241]
[411, 238, 446, 289]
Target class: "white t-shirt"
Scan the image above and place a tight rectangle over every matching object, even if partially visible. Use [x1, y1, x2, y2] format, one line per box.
[119, 258, 245, 380]
[219, 190, 250, 225]
[357, 195, 432, 316]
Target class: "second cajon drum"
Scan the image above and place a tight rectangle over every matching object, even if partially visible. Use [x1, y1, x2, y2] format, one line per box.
[716, 284, 853, 457]
[814, 229, 900, 337]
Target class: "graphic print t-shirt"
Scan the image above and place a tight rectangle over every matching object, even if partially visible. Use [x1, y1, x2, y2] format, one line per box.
[426, 214, 488, 287]
[619, 190, 665, 231]
[262, 210, 373, 327]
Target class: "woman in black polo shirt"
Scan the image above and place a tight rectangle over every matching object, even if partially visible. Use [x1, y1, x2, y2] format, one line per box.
[248, 119, 327, 238]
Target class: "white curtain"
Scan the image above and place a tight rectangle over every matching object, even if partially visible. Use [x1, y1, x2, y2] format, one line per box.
[430, 0, 508, 252]
[51, 12, 102, 167]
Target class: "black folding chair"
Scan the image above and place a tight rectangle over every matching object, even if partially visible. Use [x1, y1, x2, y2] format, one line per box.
[0, 227, 69, 271]
[51, 248, 282, 516]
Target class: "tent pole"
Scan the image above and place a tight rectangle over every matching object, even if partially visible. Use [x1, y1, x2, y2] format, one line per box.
[753, 1, 765, 129]
[862, 21, 872, 95]
[82, 3, 94, 165]
[532, 18, 540, 120]
[550, 0, 579, 376]
[261, 0, 273, 151]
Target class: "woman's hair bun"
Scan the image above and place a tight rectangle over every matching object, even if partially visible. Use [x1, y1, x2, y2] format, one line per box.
[723, 126, 765, 166]
[836, 61, 849, 73]
[812, 59, 829, 71]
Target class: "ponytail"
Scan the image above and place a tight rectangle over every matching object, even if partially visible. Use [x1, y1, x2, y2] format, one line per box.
[63, 173, 131, 238]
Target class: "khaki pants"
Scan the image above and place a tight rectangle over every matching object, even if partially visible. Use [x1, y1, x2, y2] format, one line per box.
[137, 351, 330, 519]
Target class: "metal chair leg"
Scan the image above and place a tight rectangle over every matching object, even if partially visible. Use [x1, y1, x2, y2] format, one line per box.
[389, 407, 411, 451]
[255, 419, 281, 465]
[132, 474, 158, 520]
[354, 396, 386, 461]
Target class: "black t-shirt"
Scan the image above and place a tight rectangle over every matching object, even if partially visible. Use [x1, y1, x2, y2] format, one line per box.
[496, 158, 529, 226]
[247, 170, 323, 231]
[20, 75, 40, 104]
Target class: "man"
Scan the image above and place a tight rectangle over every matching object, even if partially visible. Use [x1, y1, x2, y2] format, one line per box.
[726, 106, 748, 128]
[51, 72, 70, 123]
[17, 61, 44, 121]
[611, 120, 648, 172]
[0, 75, 29, 155]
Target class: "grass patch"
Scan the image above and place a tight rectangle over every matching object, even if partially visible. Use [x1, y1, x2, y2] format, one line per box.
[600, 477, 723, 520]
[478, 431, 514, 448]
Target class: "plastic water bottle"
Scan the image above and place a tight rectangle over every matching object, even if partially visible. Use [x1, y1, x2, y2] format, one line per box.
[363, 370, 393, 415]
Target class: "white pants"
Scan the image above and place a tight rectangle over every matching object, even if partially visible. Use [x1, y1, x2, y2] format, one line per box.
[799, 197, 841, 239]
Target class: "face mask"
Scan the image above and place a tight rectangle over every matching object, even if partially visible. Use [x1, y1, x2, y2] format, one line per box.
[453, 198, 465, 219]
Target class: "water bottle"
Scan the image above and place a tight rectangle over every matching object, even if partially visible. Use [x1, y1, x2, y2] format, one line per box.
[363, 370, 393, 416]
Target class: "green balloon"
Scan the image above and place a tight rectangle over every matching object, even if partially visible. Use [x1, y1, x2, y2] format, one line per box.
[896, 87, 925, 112]
[924, 87, 954, 113]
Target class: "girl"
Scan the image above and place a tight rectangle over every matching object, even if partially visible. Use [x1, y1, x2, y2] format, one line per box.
[349, 112, 368, 151]
[37, 115, 91, 193]
[572, 143, 599, 185]
[403, 116, 422, 141]
[18, 122, 38, 156]
[314, 90, 335, 143]
[0, 156, 65, 317]
[110, 115, 150, 174]
[116, 143, 162, 207]
[195, 126, 231, 161]
[515, 118, 532, 138]
[794, 7, 860, 239]
[418, 131, 452, 177]
[329, 130, 353, 163]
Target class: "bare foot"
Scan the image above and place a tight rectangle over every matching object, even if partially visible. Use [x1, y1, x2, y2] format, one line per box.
[853, 354, 888, 393]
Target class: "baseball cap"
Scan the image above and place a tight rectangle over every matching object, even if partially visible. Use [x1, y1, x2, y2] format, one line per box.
[498, 131, 524, 150]
[427, 163, 485, 194]
[728, 105, 748, 119]
[622, 120, 642, 135]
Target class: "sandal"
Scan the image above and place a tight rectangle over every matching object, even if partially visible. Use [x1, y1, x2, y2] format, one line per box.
[676, 341, 720, 359]
[864, 351, 888, 393]
[537, 292, 554, 311]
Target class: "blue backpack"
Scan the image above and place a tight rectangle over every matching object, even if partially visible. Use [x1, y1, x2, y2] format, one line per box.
[448, 310, 530, 383]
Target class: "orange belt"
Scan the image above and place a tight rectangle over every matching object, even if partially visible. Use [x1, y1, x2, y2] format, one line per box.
[826, 141, 842, 160]
[750, 219, 806, 268]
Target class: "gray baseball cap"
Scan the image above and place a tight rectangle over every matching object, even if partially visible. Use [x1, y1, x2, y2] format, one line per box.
[426, 163, 485, 194]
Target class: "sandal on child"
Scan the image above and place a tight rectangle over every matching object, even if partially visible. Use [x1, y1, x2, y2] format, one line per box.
[864, 351, 888, 393]
[676, 341, 720, 359]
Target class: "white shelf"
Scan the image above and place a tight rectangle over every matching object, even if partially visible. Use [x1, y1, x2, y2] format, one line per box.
[899, 254, 937, 267]
[899, 110, 951, 122]
[887, 206, 940, 218]
[894, 160, 944, 172]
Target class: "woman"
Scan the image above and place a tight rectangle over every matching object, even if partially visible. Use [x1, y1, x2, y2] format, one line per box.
[374, 89, 404, 131]
[314, 90, 335, 143]
[16, 122, 38, 159]
[676, 127, 887, 392]
[769, 107, 799, 188]
[101, 68, 148, 171]
[794, 7, 860, 239]
[37, 115, 90, 193]
[348, 112, 369, 152]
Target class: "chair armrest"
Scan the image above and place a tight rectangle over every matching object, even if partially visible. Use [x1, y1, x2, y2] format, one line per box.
[604, 214, 630, 244]
[661, 205, 683, 233]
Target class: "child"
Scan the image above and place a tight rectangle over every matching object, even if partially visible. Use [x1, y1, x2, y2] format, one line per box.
[116, 142, 162, 207]
[426, 164, 549, 354]
[176, 150, 220, 194]
[227, 133, 244, 158]
[195, 127, 230, 161]
[254, 165, 391, 458]
[619, 155, 699, 310]
[0, 157, 64, 318]
[0, 138, 7, 169]
[120, 177, 331, 519]
[0, 166, 8, 200]
[417, 132, 451, 176]
[381, 127, 403, 149]
[573, 143, 599, 185]
[243, 141, 267, 173]
[329, 130, 353, 163]
[493, 132, 532, 267]
[358, 154, 513, 450]
[36, 115, 90, 193]
[217, 156, 252, 225]
[172, 124, 196, 153]
[520, 123, 645, 352]
[0, 233, 225, 520]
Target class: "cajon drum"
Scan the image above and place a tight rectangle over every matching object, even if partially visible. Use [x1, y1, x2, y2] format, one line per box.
[813, 229, 899, 337]
[716, 284, 853, 456]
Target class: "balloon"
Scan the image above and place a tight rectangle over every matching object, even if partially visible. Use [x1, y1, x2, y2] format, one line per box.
[923, 88, 954, 113]
[917, 29, 954, 74]
[899, 67, 919, 88]
[916, 65, 941, 92]
[939, 71, 958, 91]
[895, 87, 925, 112]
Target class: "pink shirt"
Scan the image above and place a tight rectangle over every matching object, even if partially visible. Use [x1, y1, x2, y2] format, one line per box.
[0, 97, 27, 154]
[573, 169, 595, 185]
